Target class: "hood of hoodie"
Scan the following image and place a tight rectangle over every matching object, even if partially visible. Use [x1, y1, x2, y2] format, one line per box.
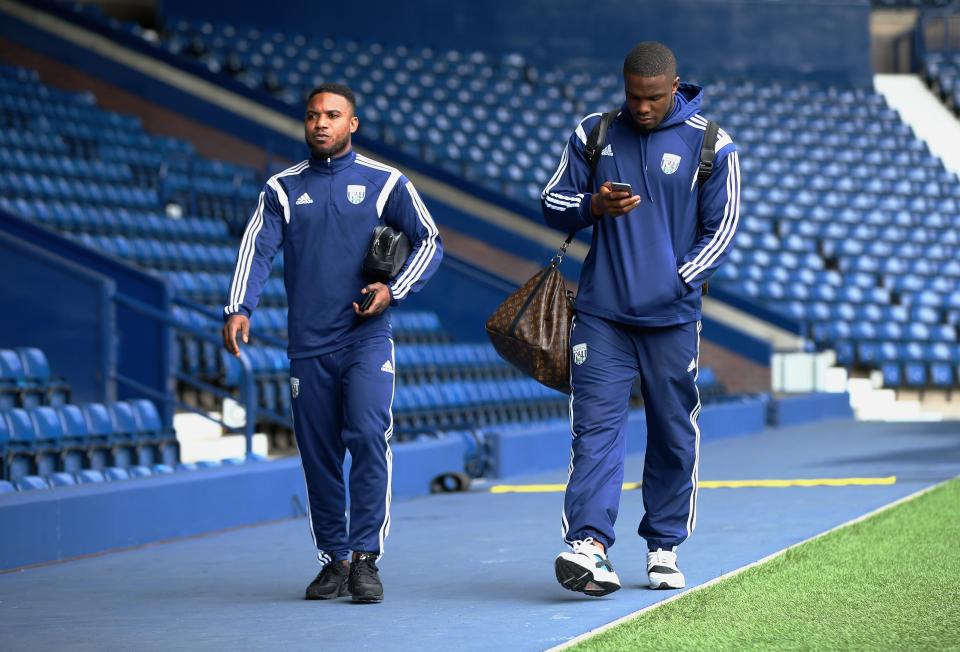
[621, 82, 703, 132]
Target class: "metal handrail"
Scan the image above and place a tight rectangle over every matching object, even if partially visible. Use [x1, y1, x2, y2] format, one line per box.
[111, 292, 263, 458]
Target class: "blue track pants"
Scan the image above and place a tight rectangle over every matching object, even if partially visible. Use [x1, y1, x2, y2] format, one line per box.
[289, 336, 395, 563]
[562, 312, 702, 551]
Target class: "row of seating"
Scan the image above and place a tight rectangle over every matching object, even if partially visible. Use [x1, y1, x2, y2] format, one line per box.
[0, 399, 178, 482]
[0, 172, 160, 208]
[0, 456, 266, 493]
[77, 234, 241, 273]
[0, 199, 232, 242]
[162, 271, 284, 306]
[835, 338, 960, 364]
[879, 361, 957, 387]
[770, 300, 960, 327]
[0, 347, 69, 410]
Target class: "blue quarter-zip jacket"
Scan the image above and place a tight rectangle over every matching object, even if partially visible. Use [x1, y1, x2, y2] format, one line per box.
[224, 150, 443, 358]
[541, 83, 740, 327]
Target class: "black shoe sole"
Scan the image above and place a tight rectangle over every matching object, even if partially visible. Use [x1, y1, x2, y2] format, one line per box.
[554, 557, 620, 597]
[305, 584, 350, 600]
[350, 594, 383, 603]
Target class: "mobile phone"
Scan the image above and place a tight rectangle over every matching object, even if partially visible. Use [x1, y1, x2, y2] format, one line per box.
[609, 182, 633, 194]
[359, 291, 376, 312]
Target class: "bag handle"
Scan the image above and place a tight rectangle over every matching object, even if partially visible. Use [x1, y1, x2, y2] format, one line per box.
[552, 109, 619, 267]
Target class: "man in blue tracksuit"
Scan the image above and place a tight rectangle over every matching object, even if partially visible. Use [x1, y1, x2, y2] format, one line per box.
[222, 83, 442, 603]
[544, 42, 740, 596]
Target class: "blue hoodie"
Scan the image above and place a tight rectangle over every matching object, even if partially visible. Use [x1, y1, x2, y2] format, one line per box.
[541, 83, 740, 327]
[224, 150, 443, 358]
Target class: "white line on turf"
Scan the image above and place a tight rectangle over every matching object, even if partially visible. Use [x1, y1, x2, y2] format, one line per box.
[544, 478, 951, 652]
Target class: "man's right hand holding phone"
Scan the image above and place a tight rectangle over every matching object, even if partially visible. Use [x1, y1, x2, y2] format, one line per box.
[591, 181, 641, 218]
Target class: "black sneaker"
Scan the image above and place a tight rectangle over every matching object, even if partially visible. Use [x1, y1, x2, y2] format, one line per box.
[348, 552, 384, 603]
[305, 560, 350, 600]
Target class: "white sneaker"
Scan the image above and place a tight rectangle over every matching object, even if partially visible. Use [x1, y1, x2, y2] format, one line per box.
[647, 548, 685, 589]
[555, 538, 621, 597]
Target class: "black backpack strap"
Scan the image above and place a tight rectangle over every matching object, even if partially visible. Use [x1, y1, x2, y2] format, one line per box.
[556, 109, 619, 256]
[584, 109, 618, 189]
[697, 120, 720, 186]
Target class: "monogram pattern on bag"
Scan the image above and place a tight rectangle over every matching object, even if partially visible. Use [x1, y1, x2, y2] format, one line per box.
[485, 266, 574, 394]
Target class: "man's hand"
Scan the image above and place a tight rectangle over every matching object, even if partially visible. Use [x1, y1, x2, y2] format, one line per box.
[353, 282, 391, 318]
[591, 181, 641, 218]
[223, 314, 250, 357]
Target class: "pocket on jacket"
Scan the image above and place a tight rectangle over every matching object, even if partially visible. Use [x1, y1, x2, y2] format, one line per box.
[674, 270, 688, 299]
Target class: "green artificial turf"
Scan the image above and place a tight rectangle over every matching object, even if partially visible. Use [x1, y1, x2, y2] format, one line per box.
[573, 478, 960, 651]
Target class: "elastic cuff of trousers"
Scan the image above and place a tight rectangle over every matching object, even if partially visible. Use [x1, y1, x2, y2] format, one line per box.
[645, 541, 680, 552]
[321, 550, 351, 563]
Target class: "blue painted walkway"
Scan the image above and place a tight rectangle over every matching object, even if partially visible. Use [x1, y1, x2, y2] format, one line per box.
[1, 419, 958, 651]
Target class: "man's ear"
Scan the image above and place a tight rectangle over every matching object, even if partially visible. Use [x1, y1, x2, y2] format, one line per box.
[350, 116, 359, 134]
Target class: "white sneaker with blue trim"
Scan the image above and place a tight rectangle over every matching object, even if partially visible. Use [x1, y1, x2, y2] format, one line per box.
[647, 547, 685, 589]
[554, 538, 621, 597]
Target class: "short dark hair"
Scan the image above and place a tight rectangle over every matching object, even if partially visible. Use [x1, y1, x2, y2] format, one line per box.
[306, 83, 357, 111]
[623, 41, 677, 79]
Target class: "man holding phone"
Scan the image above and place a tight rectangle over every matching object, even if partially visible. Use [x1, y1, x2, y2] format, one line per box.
[541, 42, 739, 596]
[222, 83, 442, 603]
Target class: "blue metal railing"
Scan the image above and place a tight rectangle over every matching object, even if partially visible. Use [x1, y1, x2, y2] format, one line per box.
[111, 292, 274, 459]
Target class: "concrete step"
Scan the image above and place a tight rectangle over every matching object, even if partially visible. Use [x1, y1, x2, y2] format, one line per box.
[845, 375, 944, 422]
[174, 412, 270, 463]
[874, 74, 960, 176]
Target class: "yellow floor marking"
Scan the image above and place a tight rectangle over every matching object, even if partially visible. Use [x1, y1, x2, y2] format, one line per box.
[489, 476, 897, 494]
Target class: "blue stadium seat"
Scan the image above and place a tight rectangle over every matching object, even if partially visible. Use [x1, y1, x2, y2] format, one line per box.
[128, 465, 153, 478]
[0, 348, 39, 409]
[0, 479, 15, 493]
[4, 408, 38, 481]
[48, 471, 77, 487]
[104, 466, 130, 481]
[930, 363, 954, 387]
[28, 406, 64, 476]
[904, 362, 927, 387]
[107, 401, 141, 467]
[129, 399, 179, 466]
[17, 348, 70, 406]
[55, 404, 93, 473]
[882, 362, 902, 387]
[15, 475, 49, 491]
[75, 469, 105, 484]
[81, 403, 115, 469]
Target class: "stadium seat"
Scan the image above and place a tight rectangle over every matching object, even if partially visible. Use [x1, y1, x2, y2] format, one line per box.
[17, 348, 70, 406]
[104, 466, 130, 481]
[28, 406, 64, 476]
[15, 475, 50, 491]
[75, 469, 106, 484]
[81, 403, 116, 469]
[48, 471, 77, 487]
[4, 408, 38, 481]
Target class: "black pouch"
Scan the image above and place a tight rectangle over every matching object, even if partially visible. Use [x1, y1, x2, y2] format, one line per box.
[363, 225, 411, 282]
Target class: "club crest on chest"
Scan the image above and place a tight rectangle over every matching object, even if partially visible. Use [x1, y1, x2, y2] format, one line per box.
[660, 153, 681, 175]
[347, 185, 366, 204]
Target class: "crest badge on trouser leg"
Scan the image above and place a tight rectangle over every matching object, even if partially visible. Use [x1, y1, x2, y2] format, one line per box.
[290, 377, 300, 399]
[660, 153, 681, 175]
[347, 184, 366, 204]
[572, 343, 588, 366]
